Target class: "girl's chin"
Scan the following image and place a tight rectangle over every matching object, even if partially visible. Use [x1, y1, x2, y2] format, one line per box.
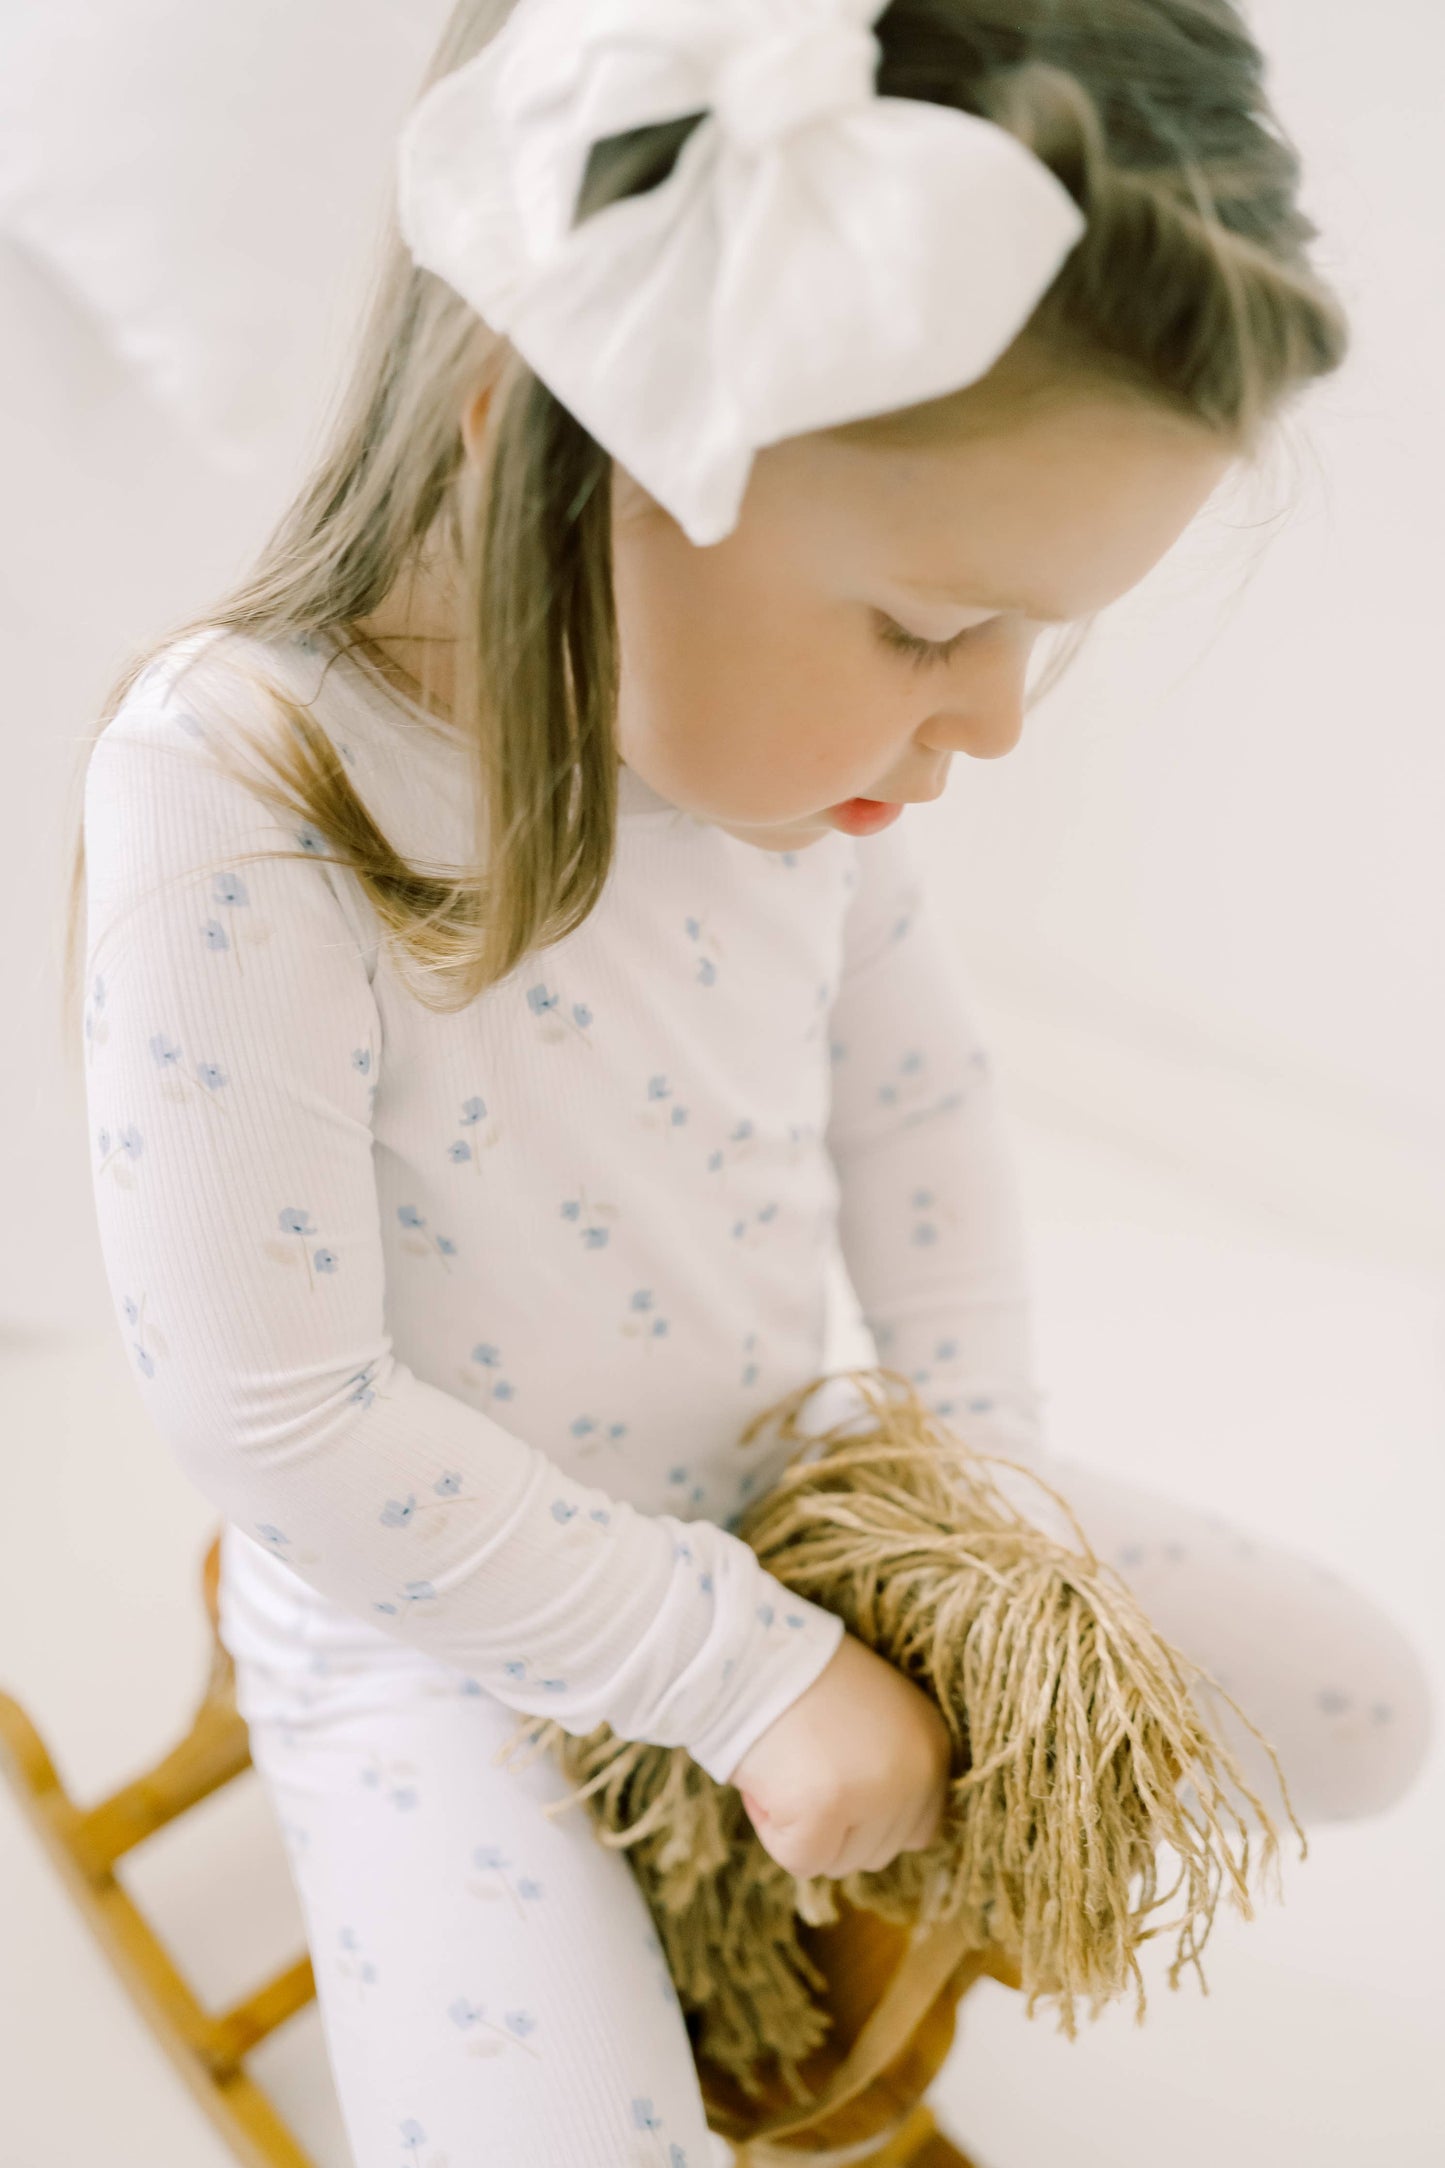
[710, 811, 835, 850]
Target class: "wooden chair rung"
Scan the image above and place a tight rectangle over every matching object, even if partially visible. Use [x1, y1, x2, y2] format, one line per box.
[211, 1956, 318, 2062]
[0, 1653, 322, 2168]
[70, 1695, 253, 1876]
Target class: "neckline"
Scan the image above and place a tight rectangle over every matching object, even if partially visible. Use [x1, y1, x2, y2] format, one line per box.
[316, 624, 465, 740]
[313, 625, 692, 824]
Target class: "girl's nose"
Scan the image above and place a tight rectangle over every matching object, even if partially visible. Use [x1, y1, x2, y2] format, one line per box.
[923, 685, 1026, 762]
[920, 626, 1033, 762]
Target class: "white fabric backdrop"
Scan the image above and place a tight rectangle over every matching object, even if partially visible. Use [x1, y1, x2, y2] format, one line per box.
[1, 0, 1441, 1330]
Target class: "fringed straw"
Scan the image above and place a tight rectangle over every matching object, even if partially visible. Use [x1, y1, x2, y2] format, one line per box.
[494, 1367, 1307, 2102]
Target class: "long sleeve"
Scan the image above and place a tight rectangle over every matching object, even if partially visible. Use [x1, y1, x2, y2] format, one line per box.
[80, 695, 844, 1787]
[824, 820, 1051, 1467]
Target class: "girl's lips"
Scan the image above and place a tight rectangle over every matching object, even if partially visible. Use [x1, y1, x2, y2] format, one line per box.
[827, 797, 904, 835]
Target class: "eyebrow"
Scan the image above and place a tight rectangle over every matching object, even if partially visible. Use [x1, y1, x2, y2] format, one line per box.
[898, 578, 1072, 626]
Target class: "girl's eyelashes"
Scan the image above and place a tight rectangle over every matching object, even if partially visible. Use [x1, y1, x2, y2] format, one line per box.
[873, 611, 976, 669]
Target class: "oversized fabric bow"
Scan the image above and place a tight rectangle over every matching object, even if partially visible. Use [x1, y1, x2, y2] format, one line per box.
[396, 0, 1087, 545]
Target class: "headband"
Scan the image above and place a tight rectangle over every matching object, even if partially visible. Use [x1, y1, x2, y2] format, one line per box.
[396, 0, 1087, 546]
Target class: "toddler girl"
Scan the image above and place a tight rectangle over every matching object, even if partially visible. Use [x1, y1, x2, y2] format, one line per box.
[71, 2, 1431, 2162]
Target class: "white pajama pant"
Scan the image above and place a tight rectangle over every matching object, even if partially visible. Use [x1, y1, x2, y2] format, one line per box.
[217, 1458, 1434, 2168]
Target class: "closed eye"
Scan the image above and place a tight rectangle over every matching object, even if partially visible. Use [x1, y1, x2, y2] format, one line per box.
[874, 612, 975, 669]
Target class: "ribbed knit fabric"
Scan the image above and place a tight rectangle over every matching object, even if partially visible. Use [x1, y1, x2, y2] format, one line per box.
[80, 623, 1047, 1787]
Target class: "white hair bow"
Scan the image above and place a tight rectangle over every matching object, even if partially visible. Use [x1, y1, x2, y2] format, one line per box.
[397, 0, 1087, 547]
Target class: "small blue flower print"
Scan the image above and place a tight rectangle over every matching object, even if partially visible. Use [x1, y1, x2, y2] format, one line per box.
[83, 973, 110, 1056]
[295, 822, 327, 855]
[373, 1587, 433, 1619]
[468, 1342, 517, 1409]
[268, 1206, 336, 1291]
[337, 1924, 379, 1995]
[381, 1495, 416, 1529]
[570, 1412, 628, 1460]
[399, 2120, 427, 2162]
[560, 1185, 617, 1249]
[360, 1751, 420, 1808]
[449, 1995, 542, 2060]
[731, 1201, 781, 1247]
[622, 1287, 669, 1348]
[120, 1291, 158, 1377]
[202, 869, 255, 975]
[527, 981, 595, 1046]
[348, 1363, 380, 1409]
[148, 1031, 232, 1115]
[96, 1125, 144, 1183]
[469, 1846, 545, 1920]
[451, 1091, 498, 1169]
[396, 1204, 456, 1271]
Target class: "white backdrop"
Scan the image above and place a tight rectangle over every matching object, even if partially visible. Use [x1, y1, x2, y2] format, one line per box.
[1, 0, 1441, 1332]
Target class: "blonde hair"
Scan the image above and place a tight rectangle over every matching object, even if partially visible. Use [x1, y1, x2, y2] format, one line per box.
[60, 0, 1349, 1055]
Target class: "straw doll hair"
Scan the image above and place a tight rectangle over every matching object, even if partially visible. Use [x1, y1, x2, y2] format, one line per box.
[497, 1365, 1310, 2109]
[61, 0, 1348, 1055]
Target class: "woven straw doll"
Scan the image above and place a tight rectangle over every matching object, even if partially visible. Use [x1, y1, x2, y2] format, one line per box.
[497, 1368, 1302, 2161]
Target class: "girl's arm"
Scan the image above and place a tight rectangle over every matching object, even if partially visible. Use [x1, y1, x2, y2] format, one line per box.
[80, 678, 843, 1788]
[824, 819, 1050, 1468]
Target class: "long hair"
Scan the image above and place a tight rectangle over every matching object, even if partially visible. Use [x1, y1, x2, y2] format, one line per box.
[59, 0, 1350, 1053]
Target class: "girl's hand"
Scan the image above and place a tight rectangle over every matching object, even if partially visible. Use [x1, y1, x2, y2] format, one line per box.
[729, 1630, 952, 1880]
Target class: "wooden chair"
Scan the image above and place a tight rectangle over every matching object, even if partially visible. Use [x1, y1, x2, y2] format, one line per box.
[0, 1534, 1017, 2167]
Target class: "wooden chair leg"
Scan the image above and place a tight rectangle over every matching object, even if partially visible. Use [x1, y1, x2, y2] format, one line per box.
[2, 1532, 1006, 2168]
[0, 1535, 319, 2168]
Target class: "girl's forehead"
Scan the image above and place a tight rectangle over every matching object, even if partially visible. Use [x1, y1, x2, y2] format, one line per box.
[741, 402, 1237, 623]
